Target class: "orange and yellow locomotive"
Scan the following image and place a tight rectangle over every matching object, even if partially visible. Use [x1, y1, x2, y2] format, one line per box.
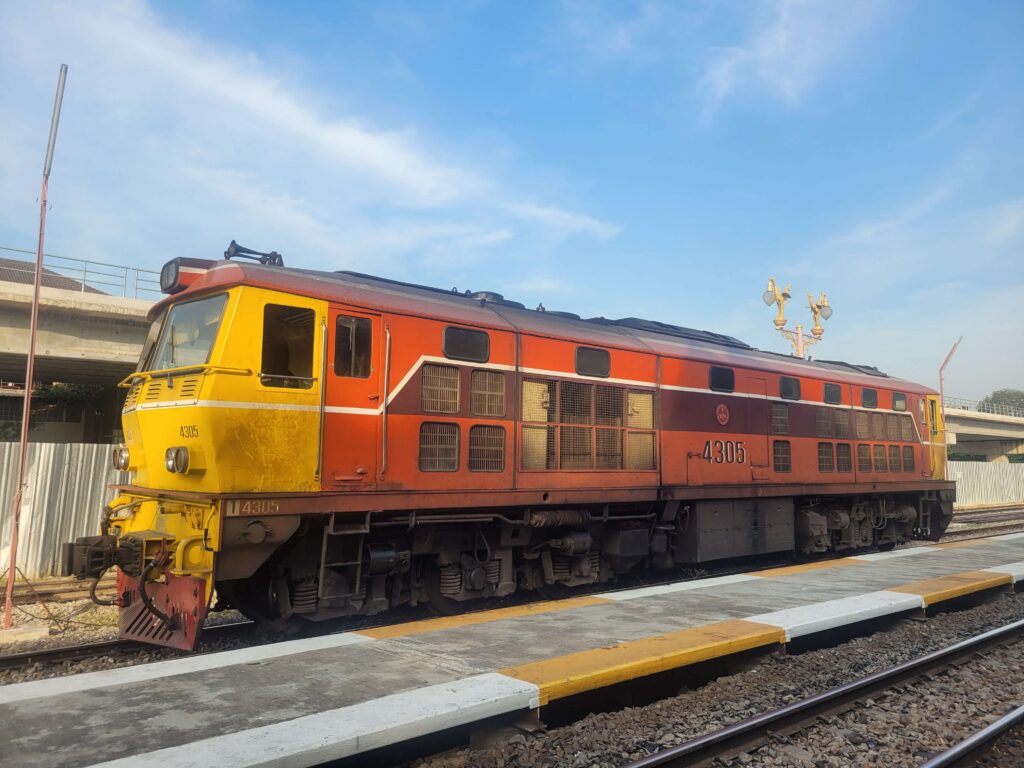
[65, 247, 955, 649]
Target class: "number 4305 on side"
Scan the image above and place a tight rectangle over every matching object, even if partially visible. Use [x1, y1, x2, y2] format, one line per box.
[702, 440, 746, 464]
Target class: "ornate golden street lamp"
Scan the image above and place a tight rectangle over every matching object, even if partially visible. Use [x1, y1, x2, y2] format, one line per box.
[762, 278, 833, 358]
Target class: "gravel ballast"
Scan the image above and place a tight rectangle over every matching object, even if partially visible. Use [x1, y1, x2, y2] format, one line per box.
[413, 594, 1024, 768]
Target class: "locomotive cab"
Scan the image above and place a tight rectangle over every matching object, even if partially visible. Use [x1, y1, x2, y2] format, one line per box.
[65, 270, 330, 648]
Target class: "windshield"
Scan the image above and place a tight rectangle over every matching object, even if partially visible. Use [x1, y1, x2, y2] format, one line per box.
[147, 294, 228, 371]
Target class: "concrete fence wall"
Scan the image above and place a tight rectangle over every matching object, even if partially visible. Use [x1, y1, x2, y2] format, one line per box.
[1, 443, 125, 579]
[0, 445, 1021, 578]
[948, 460, 1024, 510]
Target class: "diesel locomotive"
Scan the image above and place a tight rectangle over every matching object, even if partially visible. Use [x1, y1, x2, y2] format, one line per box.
[64, 247, 955, 650]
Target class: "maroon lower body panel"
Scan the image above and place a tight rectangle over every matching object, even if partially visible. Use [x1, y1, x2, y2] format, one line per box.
[117, 571, 208, 651]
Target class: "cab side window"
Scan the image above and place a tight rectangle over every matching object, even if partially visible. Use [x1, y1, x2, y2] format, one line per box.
[335, 315, 373, 378]
[261, 305, 315, 389]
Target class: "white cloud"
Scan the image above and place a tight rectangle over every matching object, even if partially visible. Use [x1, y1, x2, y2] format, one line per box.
[698, 0, 889, 120]
[986, 199, 1024, 244]
[0, 0, 616, 280]
[507, 202, 620, 240]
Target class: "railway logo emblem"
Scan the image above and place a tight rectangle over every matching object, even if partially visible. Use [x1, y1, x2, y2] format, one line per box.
[716, 404, 730, 425]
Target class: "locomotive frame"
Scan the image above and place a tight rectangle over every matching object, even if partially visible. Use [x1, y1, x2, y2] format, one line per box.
[65, 255, 955, 649]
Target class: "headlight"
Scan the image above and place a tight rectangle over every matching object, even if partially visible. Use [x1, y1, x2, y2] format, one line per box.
[112, 445, 130, 471]
[173, 447, 190, 474]
[165, 447, 177, 472]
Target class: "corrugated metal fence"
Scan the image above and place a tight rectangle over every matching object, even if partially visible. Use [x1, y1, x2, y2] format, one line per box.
[1, 446, 1022, 578]
[1, 443, 126, 578]
[948, 460, 1024, 509]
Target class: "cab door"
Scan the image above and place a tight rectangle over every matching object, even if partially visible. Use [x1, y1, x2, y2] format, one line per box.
[321, 307, 383, 487]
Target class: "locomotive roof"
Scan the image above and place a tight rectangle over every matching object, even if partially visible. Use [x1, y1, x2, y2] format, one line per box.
[164, 260, 934, 395]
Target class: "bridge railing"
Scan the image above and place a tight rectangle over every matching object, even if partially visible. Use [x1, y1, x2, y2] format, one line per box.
[0, 246, 161, 299]
[944, 396, 1024, 420]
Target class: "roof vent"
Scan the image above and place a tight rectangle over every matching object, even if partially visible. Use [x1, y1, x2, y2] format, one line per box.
[471, 291, 504, 303]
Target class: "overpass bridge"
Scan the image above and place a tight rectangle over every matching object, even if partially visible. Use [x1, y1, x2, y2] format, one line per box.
[944, 397, 1024, 462]
[0, 252, 156, 384]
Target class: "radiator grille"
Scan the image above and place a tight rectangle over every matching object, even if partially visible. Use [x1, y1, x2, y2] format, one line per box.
[889, 445, 902, 472]
[902, 446, 915, 471]
[627, 391, 654, 428]
[522, 425, 556, 469]
[596, 428, 622, 469]
[855, 412, 870, 439]
[886, 414, 899, 441]
[835, 410, 850, 438]
[871, 413, 885, 440]
[560, 426, 593, 469]
[470, 370, 505, 417]
[419, 422, 459, 471]
[873, 444, 888, 472]
[521, 378, 657, 471]
[559, 381, 592, 425]
[422, 364, 460, 414]
[858, 444, 872, 472]
[900, 415, 914, 442]
[771, 403, 789, 434]
[818, 442, 834, 472]
[836, 443, 852, 472]
[816, 408, 832, 437]
[626, 431, 656, 470]
[773, 440, 791, 472]
[469, 425, 505, 471]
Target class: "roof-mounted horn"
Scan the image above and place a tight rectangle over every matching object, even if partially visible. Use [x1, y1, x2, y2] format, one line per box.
[224, 240, 284, 266]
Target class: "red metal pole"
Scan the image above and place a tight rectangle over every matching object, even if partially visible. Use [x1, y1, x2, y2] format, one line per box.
[3, 65, 67, 629]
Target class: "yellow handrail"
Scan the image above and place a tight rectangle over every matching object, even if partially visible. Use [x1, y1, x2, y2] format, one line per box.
[119, 364, 253, 388]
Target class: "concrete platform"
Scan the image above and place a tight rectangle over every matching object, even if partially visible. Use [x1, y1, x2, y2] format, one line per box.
[2, 534, 1023, 768]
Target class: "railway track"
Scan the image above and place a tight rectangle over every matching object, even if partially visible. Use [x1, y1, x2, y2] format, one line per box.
[0, 620, 254, 673]
[3, 520, 1021, 677]
[620, 618, 1024, 767]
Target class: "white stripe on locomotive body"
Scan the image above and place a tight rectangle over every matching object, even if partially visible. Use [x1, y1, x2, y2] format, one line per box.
[123, 353, 929, 444]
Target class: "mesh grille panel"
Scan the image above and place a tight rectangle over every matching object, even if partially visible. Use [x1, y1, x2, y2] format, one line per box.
[627, 431, 656, 470]
[835, 411, 850, 438]
[772, 403, 789, 434]
[889, 445, 901, 472]
[873, 444, 888, 471]
[858, 444, 872, 472]
[871, 413, 886, 440]
[818, 442, 834, 472]
[773, 440, 791, 472]
[522, 425, 556, 469]
[560, 426, 594, 469]
[469, 425, 505, 471]
[836, 443, 852, 472]
[559, 381, 592, 425]
[422, 364, 460, 414]
[471, 370, 505, 417]
[816, 408, 832, 437]
[596, 428, 623, 469]
[855, 412, 870, 439]
[900, 415, 914, 442]
[595, 386, 624, 426]
[522, 380, 555, 422]
[627, 391, 654, 428]
[419, 422, 459, 471]
[886, 415, 899, 441]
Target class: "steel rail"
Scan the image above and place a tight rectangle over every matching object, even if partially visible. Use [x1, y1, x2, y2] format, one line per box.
[0, 620, 254, 673]
[621, 618, 1024, 768]
[920, 704, 1024, 767]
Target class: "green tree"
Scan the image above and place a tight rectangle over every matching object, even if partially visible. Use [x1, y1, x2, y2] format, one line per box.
[980, 388, 1024, 412]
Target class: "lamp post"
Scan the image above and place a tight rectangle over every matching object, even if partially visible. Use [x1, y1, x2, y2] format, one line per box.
[762, 278, 833, 358]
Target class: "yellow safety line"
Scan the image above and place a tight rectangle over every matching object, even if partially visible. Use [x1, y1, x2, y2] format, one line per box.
[933, 539, 984, 549]
[358, 595, 611, 640]
[887, 571, 1012, 605]
[499, 619, 786, 705]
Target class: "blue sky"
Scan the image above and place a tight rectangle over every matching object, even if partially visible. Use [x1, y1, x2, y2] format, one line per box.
[1, 0, 1022, 398]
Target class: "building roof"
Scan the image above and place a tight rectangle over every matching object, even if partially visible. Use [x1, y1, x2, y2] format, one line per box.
[0, 257, 106, 294]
